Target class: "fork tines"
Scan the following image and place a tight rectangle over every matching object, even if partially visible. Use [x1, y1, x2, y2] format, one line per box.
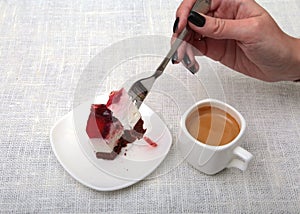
[128, 82, 149, 108]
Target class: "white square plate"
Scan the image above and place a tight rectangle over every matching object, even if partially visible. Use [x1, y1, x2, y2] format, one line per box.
[50, 96, 172, 191]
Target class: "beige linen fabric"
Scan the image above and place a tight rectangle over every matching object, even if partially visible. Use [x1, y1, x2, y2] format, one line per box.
[0, 0, 299, 213]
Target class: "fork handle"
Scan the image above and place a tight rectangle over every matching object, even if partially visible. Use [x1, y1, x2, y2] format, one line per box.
[155, 0, 211, 76]
[155, 28, 189, 75]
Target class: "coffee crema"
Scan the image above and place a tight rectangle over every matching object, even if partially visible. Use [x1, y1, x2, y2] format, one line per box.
[186, 105, 240, 146]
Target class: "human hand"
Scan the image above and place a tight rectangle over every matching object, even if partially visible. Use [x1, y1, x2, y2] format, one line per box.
[172, 0, 300, 82]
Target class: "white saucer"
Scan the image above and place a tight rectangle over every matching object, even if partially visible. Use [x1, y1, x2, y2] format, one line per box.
[50, 97, 172, 191]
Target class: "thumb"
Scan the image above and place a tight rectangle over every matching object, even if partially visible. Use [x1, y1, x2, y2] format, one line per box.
[188, 11, 253, 41]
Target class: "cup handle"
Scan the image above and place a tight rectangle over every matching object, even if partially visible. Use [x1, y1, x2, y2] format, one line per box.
[227, 146, 253, 171]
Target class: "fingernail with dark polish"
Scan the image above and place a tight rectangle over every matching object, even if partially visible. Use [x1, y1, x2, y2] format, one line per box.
[188, 65, 198, 74]
[188, 11, 206, 27]
[173, 17, 179, 33]
[172, 51, 179, 64]
[183, 54, 191, 66]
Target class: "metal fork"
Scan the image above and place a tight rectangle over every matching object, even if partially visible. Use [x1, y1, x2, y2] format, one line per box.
[128, 0, 211, 108]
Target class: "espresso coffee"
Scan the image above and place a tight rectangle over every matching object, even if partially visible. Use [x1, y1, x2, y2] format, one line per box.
[186, 105, 240, 146]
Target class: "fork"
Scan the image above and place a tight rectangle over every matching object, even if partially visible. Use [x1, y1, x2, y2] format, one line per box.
[128, 0, 211, 108]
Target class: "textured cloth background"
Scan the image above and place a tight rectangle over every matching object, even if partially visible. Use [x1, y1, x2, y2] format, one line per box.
[0, 0, 300, 213]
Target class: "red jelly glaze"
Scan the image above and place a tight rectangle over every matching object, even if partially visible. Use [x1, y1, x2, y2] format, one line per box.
[143, 136, 158, 147]
[106, 89, 123, 107]
[86, 104, 113, 138]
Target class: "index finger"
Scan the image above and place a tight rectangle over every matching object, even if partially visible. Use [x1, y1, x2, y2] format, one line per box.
[175, 0, 197, 34]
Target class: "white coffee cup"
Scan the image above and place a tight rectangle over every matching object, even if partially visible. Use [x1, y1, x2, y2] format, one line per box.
[178, 98, 253, 175]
